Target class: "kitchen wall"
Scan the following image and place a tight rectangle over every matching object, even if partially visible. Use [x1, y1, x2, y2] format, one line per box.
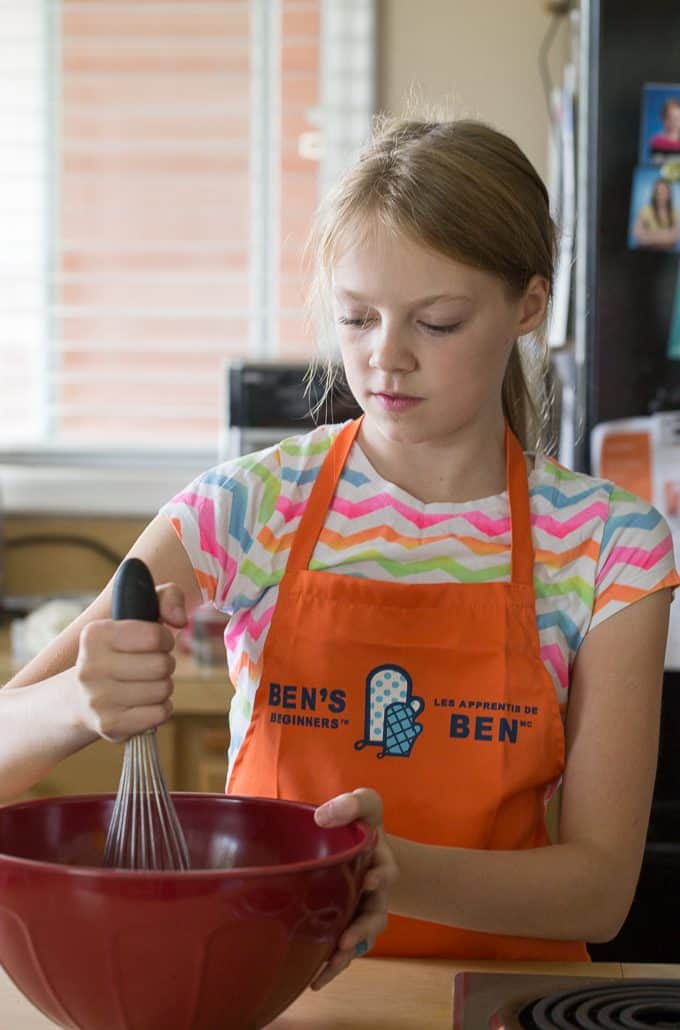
[378, 0, 571, 182]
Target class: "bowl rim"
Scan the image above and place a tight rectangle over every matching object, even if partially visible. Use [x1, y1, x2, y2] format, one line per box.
[0, 791, 375, 879]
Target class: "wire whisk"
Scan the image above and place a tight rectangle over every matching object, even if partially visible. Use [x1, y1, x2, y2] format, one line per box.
[103, 731, 190, 871]
[103, 558, 191, 872]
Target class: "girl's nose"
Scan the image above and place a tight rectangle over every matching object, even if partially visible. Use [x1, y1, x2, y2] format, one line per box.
[368, 325, 416, 373]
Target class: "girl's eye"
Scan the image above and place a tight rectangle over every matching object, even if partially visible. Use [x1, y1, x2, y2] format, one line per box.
[337, 316, 374, 329]
[420, 321, 463, 334]
[336, 316, 463, 334]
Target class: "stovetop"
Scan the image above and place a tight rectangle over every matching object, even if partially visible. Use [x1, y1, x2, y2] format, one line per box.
[453, 972, 680, 1028]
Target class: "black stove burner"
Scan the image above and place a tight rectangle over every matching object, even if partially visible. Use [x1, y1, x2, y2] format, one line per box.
[518, 979, 680, 1028]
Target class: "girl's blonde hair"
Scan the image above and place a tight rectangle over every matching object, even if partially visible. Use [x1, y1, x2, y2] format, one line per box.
[304, 115, 559, 452]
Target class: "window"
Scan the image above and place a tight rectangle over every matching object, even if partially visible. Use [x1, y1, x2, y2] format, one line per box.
[1, 0, 376, 474]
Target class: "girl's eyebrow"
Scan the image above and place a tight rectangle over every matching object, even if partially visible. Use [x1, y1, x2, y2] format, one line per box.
[333, 287, 472, 305]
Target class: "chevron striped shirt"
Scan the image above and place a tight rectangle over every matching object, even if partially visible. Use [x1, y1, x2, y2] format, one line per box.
[160, 422, 679, 779]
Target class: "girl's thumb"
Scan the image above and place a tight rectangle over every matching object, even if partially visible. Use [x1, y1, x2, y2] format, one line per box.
[156, 582, 188, 628]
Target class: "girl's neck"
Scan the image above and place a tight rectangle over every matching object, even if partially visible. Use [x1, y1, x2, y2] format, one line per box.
[357, 416, 509, 505]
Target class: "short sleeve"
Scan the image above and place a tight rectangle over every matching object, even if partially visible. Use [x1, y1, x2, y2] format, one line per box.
[158, 447, 283, 614]
[589, 485, 680, 633]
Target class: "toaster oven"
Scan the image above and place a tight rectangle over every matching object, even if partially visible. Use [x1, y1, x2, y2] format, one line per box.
[220, 361, 362, 460]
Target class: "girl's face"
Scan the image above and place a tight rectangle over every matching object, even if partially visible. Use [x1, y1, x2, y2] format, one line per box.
[654, 181, 671, 205]
[663, 103, 680, 136]
[331, 225, 548, 448]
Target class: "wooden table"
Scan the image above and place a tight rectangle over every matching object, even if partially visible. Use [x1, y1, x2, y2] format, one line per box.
[2, 957, 680, 1028]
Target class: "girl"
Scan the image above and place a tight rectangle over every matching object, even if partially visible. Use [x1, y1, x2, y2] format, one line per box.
[633, 177, 680, 250]
[2, 117, 678, 990]
[649, 97, 680, 160]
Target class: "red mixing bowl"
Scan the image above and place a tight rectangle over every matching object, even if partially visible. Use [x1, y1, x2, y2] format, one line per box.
[0, 793, 373, 1030]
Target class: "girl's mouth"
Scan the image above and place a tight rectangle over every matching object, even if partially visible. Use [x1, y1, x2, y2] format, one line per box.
[372, 392, 422, 413]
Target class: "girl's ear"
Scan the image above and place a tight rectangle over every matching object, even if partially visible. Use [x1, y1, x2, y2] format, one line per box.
[517, 275, 550, 336]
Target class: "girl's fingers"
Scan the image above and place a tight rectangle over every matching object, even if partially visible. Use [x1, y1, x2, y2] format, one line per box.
[92, 701, 174, 742]
[367, 836, 400, 889]
[155, 582, 188, 628]
[338, 888, 388, 951]
[310, 949, 353, 991]
[314, 792, 360, 827]
[351, 787, 383, 827]
[310, 787, 394, 991]
[311, 889, 388, 990]
[315, 787, 383, 829]
[109, 651, 176, 681]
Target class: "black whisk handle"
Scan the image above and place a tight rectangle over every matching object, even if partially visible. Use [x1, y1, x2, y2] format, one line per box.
[112, 557, 159, 622]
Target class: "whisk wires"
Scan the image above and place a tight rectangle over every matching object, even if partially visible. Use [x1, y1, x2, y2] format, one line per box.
[103, 730, 190, 871]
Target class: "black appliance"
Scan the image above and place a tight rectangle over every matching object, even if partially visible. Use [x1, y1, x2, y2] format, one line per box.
[221, 361, 362, 459]
[452, 971, 680, 1028]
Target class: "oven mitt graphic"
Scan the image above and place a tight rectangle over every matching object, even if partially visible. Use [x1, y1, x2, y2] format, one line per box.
[378, 698, 424, 758]
[355, 664, 424, 756]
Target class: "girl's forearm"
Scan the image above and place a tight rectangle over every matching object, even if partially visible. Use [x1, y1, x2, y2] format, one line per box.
[635, 227, 678, 246]
[0, 672, 96, 801]
[387, 834, 633, 943]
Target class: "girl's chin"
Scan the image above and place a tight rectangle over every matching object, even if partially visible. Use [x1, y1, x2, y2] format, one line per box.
[363, 414, 439, 446]
[362, 408, 483, 447]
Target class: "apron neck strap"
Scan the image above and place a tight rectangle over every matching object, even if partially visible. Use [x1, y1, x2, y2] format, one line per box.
[286, 417, 363, 573]
[505, 424, 535, 588]
[286, 416, 535, 587]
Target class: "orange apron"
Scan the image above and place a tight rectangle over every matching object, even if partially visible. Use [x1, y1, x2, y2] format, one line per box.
[228, 418, 589, 961]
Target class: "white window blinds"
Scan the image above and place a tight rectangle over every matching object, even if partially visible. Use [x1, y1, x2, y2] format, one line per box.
[1, 0, 50, 446]
[1, 0, 376, 458]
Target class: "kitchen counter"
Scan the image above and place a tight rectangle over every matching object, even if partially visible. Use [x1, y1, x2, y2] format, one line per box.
[0, 625, 232, 715]
[0, 623, 234, 795]
[2, 958, 679, 1028]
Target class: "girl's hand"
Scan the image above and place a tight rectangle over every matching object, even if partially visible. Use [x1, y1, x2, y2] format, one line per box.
[74, 583, 188, 742]
[311, 788, 398, 991]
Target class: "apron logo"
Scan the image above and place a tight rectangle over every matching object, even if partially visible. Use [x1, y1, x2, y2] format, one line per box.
[354, 665, 424, 759]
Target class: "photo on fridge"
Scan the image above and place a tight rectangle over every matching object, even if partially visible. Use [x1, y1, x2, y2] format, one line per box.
[628, 166, 680, 252]
[640, 82, 680, 164]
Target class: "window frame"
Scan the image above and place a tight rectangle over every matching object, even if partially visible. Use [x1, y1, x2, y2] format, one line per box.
[0, 0, 376, 515]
